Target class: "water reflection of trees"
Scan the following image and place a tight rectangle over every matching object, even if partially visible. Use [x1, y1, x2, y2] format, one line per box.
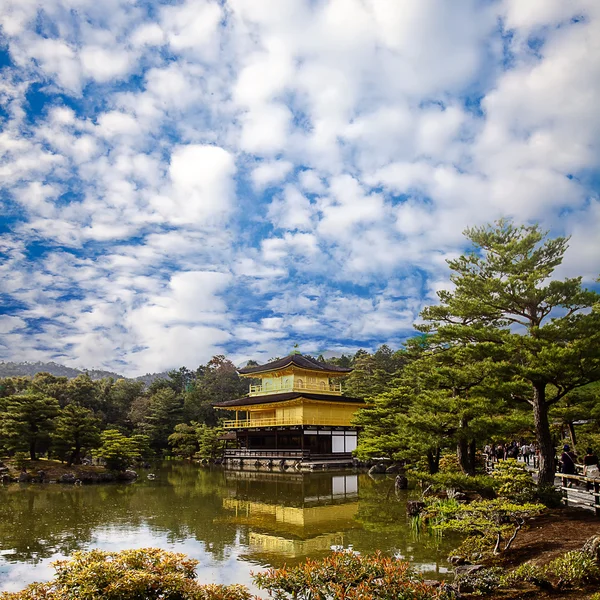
[0, 465, 239, 564]
[0, 467, 456, 575]
[0, 487, 99, 563]
[352, 475, 457, 573]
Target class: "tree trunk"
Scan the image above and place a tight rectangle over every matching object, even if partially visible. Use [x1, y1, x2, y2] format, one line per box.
[533, 383, 555, 486]
[457, 418, 475, 475]
[427, 446, 441, 474]
[567, 421, 577, 451]
[469, 439, 477, 473]
[29, 440, 36, 461]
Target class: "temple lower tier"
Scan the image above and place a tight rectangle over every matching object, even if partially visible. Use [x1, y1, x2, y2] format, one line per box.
[224, 427, 358, 461]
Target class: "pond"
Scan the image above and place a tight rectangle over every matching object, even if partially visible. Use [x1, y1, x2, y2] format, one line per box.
[0, 463, 456, 593]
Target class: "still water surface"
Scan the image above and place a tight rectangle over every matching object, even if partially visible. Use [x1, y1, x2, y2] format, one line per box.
[0, 463, 456, 593]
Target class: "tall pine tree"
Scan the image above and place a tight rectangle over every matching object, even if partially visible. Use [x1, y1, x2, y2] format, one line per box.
[420, 221, 600, 485]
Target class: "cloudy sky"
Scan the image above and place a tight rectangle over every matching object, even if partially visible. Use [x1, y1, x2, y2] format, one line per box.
[0, 0, 599, 376]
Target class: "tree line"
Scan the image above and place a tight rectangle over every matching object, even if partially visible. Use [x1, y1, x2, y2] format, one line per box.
[0, 355, 248, 466]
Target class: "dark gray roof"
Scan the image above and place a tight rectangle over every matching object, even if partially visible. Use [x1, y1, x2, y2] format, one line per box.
[213, 391, 364, 408]
[238, 354, 352, 375]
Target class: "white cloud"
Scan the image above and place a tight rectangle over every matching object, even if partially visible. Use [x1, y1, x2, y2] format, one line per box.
[239, 103, 292, 155]
[251, 160, 293, 190]
[268, 185, 314, 231]
[160, 144, 237, 224]
[80, 45, 136, 82]
[0, 0, 598, 373]
[0, 316, 27, 334]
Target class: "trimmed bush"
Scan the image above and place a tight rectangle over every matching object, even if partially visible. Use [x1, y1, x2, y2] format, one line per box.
[411, 471, 497, 497]
[254, 551, 454, 600]
[0, 548, 251, 600]
[491, 459, 536, 502]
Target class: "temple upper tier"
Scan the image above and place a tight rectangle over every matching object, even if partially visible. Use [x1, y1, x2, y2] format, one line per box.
[237, 354, 352, 397]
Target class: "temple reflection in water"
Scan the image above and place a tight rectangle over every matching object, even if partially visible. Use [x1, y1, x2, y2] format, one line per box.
[220, 470, 360, 564]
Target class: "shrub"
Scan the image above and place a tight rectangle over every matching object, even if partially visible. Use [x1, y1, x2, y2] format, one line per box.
[491, 459, 536, 502]
[253, 551, 454, 600]
[455, 567, 503, 595]
[545, 551, 600, 588]
[0, 548, 252, 600]
[423, 498, 544, 561]
[95, 430, 140, 472]
[13, 452, 29, 471]
[411, 471, 497, 497]
[438, 454, 461, 474]
[533, 484, 563, 508]
[501, 562, 549, 588]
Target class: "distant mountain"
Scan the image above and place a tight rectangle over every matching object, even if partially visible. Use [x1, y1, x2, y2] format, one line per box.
[0, 361, 169, 386]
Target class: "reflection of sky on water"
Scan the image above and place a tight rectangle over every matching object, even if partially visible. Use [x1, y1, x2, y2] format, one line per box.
[0, 526, 258, 593]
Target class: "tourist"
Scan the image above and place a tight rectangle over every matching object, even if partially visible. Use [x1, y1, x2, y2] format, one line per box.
[520, 442, 531, 465]
[583, 448, 599, 477]
[560, 444, 577, 475]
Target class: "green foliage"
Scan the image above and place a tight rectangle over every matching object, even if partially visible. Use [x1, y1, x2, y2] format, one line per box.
[96, 429, 141, 471]
[13, 452, 29, 471]
[418, 220, 600, 486]
[532, 484, 564, 508]
[143, 388, 184, 452]
[502, 551, 600, 591]
[455, 567, 503, 595]
[1, 392, 60, 460]
[422, 498, 544, 560]
[501, 562, 549, 587]
[131, 433, 153, 462]
[343, 346, 407, 399]
[0, 548, 252, 600]
[196, 425, 224, 461]
[411, 471, 497, 495]
[438, 454, 461, 474]
[0, 354, 251, 458]
[169, 423, 199, 459]
[545, 551, 600, 588]
[51, 404, 101, 465]
[253, 550, 454, 600]
[491, 459, 536, 502]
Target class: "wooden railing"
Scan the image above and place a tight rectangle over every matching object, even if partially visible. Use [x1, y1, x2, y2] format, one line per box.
[249, 382, 342, 396]
[223, 417, 353, 429]
[483, 455, 600, 515]
[556, 473, 600, 515]
[224, 449, 310, 459]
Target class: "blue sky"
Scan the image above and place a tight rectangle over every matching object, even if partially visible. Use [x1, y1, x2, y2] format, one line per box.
[0, 0, 599, 376]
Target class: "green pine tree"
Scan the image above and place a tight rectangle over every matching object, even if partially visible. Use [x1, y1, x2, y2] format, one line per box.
[2, 392, 60, 460]
[420, 220, 600, 485]
[52, 404, 101, 466]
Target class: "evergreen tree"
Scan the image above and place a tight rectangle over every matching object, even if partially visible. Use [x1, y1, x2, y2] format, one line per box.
[2, 392, 60, 460]
[343, 346, 406, 398]
[30, 373, 70, 407]
[196, 424, 225, 460]
[96, 429, 141, 471]
[52, 404, 101, 466]
[420, 220, 600, 485]
[142, 388, 184, 451]
[168, 423, 199, 460]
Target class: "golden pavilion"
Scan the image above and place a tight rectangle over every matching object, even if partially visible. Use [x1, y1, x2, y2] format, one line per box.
[213, 354, 364, 466]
